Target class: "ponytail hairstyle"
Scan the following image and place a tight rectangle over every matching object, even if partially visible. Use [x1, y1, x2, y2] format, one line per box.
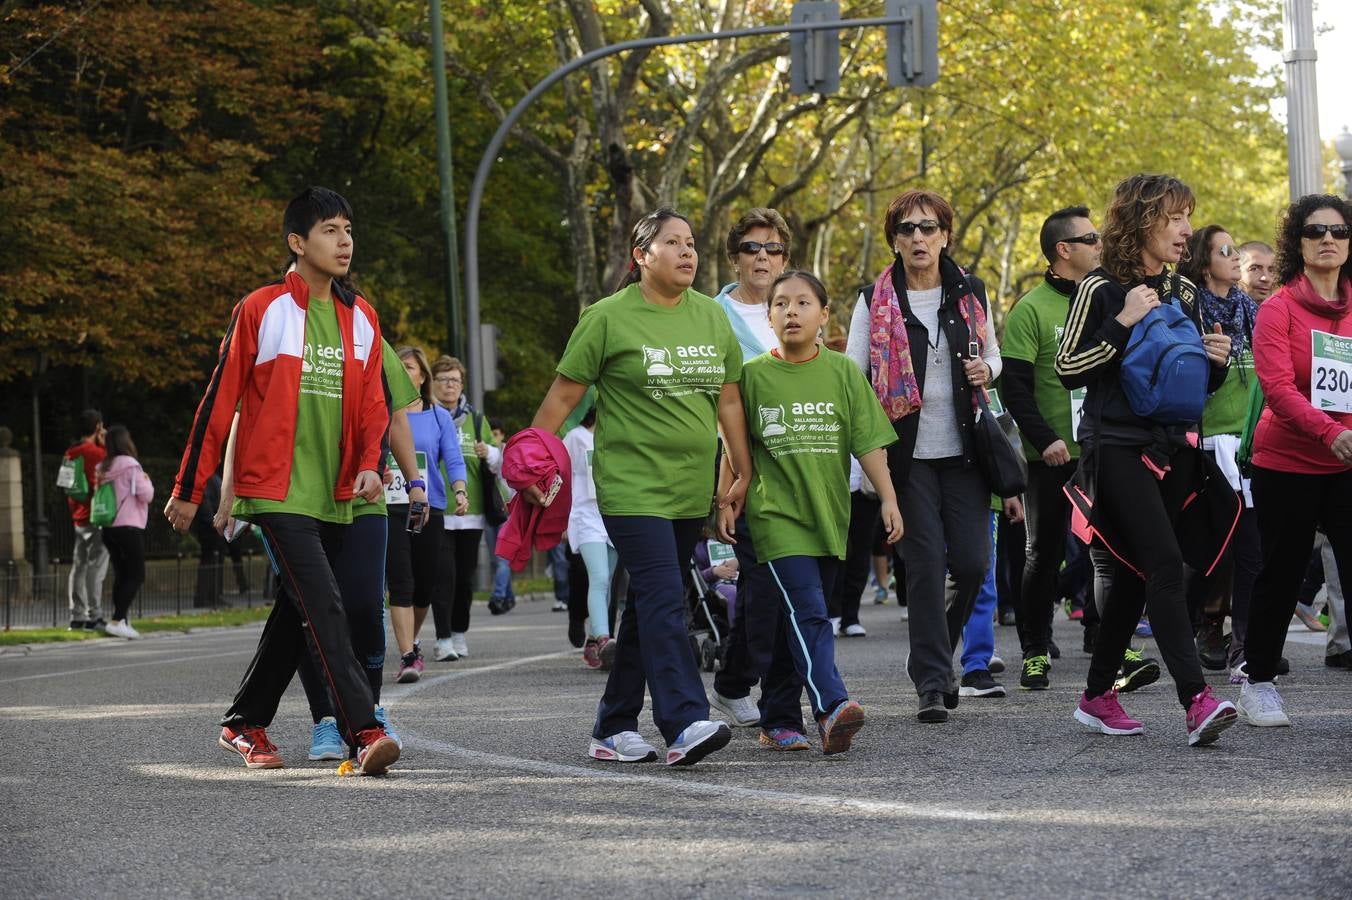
[615, 206, 695, 292]
[98, 425, 138, 476]
[396, 345, 434, 410]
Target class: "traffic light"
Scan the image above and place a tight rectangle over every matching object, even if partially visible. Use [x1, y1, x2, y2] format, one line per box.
[790, 1, 841, 95]
[885, 0, 939, 87]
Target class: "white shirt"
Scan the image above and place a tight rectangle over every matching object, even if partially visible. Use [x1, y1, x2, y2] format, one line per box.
[563, 426, 610, 547]
[725, 295, 779, 356]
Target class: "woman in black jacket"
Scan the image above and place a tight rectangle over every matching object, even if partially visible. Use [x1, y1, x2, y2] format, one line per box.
[1056, 174, 1239, 747]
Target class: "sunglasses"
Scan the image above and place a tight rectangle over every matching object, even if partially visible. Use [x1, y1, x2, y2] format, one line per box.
[1061, 232, 1101, 246]
[896, 220, 942, 237]
[1217, 243, 1239, 257]
[1301, 223, 1352, 241]
[737, 240, 787, 256]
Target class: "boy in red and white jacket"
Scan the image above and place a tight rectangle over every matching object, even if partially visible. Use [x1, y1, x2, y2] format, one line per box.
[165, 187, 398, 775]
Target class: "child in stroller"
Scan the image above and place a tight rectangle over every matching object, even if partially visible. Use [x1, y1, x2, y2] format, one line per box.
[688, 533, 738, 672]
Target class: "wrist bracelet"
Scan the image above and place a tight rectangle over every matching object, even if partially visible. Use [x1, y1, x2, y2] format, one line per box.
[407, 479, 427, 491]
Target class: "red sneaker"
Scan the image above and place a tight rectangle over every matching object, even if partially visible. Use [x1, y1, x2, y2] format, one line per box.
[582, 637, 603, 669]
[355, 727, 400, 776]
[219, 725, 283, 769]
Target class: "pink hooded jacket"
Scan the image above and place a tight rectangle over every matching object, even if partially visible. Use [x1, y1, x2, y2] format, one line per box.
[100, 455, 154, 529]
[495, 428, 572, 571]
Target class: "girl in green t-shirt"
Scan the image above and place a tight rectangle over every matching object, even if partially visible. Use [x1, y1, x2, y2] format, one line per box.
[529, 207, 753, 767]
[731, 271, 902, 754]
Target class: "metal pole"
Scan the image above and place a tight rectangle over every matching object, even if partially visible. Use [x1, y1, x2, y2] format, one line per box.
[29, 352, 49, 577]
[461, 15, 909, 411]
[429, 0, 464, 359]
[1283, 0, 1322, 199]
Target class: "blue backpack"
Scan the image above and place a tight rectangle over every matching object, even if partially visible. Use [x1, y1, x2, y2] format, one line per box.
[1119, 277, 1209, 425]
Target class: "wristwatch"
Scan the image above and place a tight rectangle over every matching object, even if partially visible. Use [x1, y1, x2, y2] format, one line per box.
[407, 479, 427, 491]
[454, 488, 469, 496]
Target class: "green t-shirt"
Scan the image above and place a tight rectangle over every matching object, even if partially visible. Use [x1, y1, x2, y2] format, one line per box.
[446, 409, 495, 517]
[742, 349, 896, 562]
[1002, 280, 1083, 461]
[354, 339, 421, 519]
[235, 298, 350, 524]
[1202, 349, 1254, 437]
[556, 282, 743, 519]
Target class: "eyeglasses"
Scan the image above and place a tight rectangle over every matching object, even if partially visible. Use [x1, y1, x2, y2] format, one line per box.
[433, 376, 462, 386]
[1060, 232, 1101, 246]
[1217, 243, 1239, 257]
[895, 220, 942, 237]
[1301, 223, 1352, 241]
[737, 240, 787, 256]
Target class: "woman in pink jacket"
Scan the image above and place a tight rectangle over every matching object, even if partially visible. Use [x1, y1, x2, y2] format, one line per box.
[1239, 194, 1352, 727]
[98, 425, 154, 639]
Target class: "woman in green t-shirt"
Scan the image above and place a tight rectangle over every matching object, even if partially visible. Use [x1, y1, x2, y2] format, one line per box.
[733, 271, 901, 754]
[528, 207, 753, 767]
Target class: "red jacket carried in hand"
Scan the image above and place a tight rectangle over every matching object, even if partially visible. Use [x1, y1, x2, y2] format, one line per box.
[495, 428, 572, 571]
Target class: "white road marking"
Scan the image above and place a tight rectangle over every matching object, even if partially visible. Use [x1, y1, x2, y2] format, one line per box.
[0, 649, 254, 683]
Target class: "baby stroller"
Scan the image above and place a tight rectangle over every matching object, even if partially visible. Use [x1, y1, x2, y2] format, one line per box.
[686, 540, 735, 672]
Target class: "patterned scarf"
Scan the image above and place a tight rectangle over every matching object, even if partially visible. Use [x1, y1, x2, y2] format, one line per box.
[867, 261, 987, 421]
[1197, 282, 1258, 362]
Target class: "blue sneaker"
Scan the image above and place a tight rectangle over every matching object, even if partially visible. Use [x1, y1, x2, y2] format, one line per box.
[374, 706, 402, 750]
[665, 720, 731, 766]
[1135, 618, 1153, 638]
[307, 717, 344, 761]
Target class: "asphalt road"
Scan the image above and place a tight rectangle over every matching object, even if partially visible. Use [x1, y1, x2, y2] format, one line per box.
[2, 599, 1349, 898]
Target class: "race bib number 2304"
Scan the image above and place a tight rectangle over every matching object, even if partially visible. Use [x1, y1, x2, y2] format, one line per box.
[1311, 330, 1352, 414]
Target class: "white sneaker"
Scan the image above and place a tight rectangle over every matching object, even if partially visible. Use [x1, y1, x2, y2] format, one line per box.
[829, 616, 842, 635]
[666, 720, 732, 766]
[1237, 680, 1291, 727]
[433, 637, 458, 661]
[105, 620, 140, 639]
[588, 731, 658, 763]
[842, 623, 867, 637]
[710, 690, 761, 726]
[899, 605, 909, 621]
[450, 632, 469, 658]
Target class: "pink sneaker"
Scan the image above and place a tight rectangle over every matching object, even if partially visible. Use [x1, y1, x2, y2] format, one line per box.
[582, 637, 603, 669]
[1186, 686, 1237, 746]
[1074, 689, 1143, 735]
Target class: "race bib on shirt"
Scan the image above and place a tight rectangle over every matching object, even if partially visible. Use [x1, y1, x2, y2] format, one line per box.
[384, 450, 428, 505]
[1311, 331, 1352, 413]
[707, 540, 735, 564]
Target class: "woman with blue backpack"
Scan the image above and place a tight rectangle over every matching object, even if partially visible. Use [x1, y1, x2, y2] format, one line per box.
[1056, 174, 1240, 747]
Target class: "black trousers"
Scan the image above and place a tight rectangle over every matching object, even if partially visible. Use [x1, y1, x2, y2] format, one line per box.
[829, 491, 880, 627]
[385, 507, 446, 609]
[1084, 445, 1206, 708]
[101, 526, 145, 622]
[712, 515, 778, 701]
[1018, 460, 1076, 657]
[221, 513, 377, 745]
[433, 528, 482, 635]
[1247, 466, 1352, 683]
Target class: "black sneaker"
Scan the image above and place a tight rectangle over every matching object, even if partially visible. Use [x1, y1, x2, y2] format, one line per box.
[1276, 656, 1291, 676]
[68, 619, 87, 631]
[567, 617, 585, 649]
[917, 691, 948, 723]
[86, 617, 107, 632]
[1020, 654, 1051, 690]
[1195, 622, 1227, 671]
[1114, 648, 1160, 692]
[1082, 621, 1099, 654]
[1048, 637, 1061, 660]
[998, 607, 1017, 627]
[959, 669, 1006, 697]
[488, 596, 507, 616]
[1326, 650, 1352, 669]
[942, 688, 960, 710]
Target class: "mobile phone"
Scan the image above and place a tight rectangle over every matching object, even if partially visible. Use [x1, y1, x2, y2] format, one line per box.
[967, 340, 980, 359]
[225, 518, 250, 543]
[407, 500, 427, 534]
[540, 473, 564, 507]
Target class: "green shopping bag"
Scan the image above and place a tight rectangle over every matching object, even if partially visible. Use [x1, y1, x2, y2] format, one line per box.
[1237, 377, 1264, 476]
[89, 481, 119, 527]
[57, 455, 90, 501]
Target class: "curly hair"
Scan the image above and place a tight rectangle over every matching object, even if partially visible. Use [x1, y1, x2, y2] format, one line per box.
[1274, 194, 1352, 286]
[1100, 174, 1195, 284]
[1177, 224, 1229, 287]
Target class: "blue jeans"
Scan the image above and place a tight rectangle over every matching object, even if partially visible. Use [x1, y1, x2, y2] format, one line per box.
[961, 511, 998, 674]
[711, 514, 778, 700]
[760, 556, 847, 730]
[548, 542, 570, 605]
[594, 516, 708, 744]
[485, 525, 514, 601]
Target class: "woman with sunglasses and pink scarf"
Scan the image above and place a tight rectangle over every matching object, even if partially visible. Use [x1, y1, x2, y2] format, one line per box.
[1238, 194, 1352, 728]
[844, 189, 1003, 724]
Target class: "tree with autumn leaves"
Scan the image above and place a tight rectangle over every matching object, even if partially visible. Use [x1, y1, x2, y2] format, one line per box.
[0, 0, 1298, 455]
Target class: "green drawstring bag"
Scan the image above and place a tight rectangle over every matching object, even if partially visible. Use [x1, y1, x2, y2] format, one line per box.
[1237, 377, 1264, 476]
[57, 455, 90, 501]
[88, 480, 119, 527]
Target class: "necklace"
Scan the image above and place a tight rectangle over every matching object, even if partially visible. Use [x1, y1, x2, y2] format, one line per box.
[927, 332, 942, 365]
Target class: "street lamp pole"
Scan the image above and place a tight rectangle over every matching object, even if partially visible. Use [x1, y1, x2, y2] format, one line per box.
[1335, 126, 1352, 199]
[429, 0, 464, 359]
[1283, 0, 1322, 199]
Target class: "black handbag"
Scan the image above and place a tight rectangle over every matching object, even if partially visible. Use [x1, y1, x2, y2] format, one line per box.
[471, 411, 508, 526]
[972, 389, 1027, 498]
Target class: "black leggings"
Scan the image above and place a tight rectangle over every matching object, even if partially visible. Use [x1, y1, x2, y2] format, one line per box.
[829, 491, 880, 627]
[1019, 460, 1076, 656]
[437, 528, 483, 635]
[1247, 466, 1352, 683]
[101, 526, 145, 621]
[385, 507, 446, 609]
[1085, 444, 1206, 708]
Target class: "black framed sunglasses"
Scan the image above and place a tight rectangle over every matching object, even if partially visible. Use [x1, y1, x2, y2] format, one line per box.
[896, 219, 942, 237]
[1061, 232, 1101, 246]
[737, 240, 787, 256]
[1301, 223, 1352, 241]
